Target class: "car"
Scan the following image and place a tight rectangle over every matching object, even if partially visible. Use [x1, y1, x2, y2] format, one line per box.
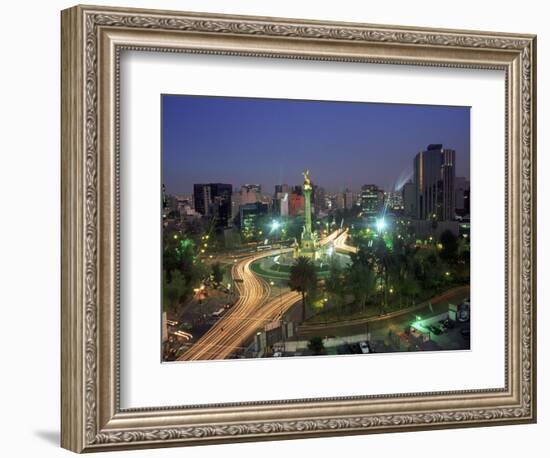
[359, 341, 371, 354]
[443, 319, 455, 329]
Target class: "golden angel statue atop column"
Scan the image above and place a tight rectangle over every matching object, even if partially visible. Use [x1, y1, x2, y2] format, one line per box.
[303, 169, 312, 190]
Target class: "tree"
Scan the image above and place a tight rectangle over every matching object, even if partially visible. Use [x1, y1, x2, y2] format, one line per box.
[307, 336, 325, 355]
[439, 229, 459, 264]
[368, 238, 393, 313]
[162, 270, 188, 315]
[346, 259, 376, 312]
[400, 276, 421, 306]
[325, 260, 346, 314]
[288, 256, 318, 322]
[211, 262, 223, 286]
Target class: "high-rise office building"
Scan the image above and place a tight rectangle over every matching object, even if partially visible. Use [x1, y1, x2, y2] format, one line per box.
[360, 184, 382, 217]
[312, 185, 326, 214]
[193, 183, 233, 228]
[239, 202, 269, 240]
[385, 191, 404, 211]
[455, 176, 470, 216]
[335, 192, 345, 210]
[274, 184, 290, 195]
[289, 186, 305, 216]
[413, 144, 456, 221]
[402, 181, 416, 217]
[344, 188, 354, 210]
[274, 191, 289, 217]
[239, 184, 262, 205]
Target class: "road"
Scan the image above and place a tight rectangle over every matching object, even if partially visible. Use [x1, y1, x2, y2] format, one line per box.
[179, 230, 344, 361]
[296, 285, 470, 338]
[179, 251, 273, 361]
[332, 229, 358, 254]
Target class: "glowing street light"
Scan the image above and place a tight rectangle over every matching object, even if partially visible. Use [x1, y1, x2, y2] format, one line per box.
[375, 218, 387, 233]
[270, 220, 281, 234]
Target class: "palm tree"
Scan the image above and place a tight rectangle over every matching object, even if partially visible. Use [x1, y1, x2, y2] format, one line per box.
[289, 256, 318, 322]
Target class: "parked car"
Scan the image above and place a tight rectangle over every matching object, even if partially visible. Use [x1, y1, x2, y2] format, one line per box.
[359, 341, 371, 354]
[443, 319, 455, 329]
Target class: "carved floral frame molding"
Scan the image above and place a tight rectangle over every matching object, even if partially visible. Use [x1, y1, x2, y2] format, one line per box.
[61, 4, 536, 453]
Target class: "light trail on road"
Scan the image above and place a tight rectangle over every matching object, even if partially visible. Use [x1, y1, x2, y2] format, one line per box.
[332, 229, 358, 254]
[178, 230, 340, 361]
[178, 251, 272, 361]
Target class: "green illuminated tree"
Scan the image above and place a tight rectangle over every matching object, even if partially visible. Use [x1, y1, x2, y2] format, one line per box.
[289, 256, 318, 322]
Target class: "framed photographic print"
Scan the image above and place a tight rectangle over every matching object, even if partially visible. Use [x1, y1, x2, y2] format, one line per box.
[61, 4, 537, 453]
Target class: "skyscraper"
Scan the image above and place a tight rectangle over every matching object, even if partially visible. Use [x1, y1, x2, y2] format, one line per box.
[360, 184, 382, 217]
[193, 183, 233, 228]
[274, 191, 289, 217]
[239, 184, 262, 205]
[274, 184, 290, 217]
[312, 185, 326, 214]
[413, 144, 456, 221]
[239, 202, 269, 240]
[289, 186, 305, 216]
[455, 176, 470, 217]
[344, 188, 354, 210]
[402, 181, 416, 217]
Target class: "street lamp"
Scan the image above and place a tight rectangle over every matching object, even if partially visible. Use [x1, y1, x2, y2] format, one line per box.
[375, 217, 386, 233]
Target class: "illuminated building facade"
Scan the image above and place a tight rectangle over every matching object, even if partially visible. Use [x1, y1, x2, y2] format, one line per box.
[193, 183, 232, 228]
[413, 144, 456, 221]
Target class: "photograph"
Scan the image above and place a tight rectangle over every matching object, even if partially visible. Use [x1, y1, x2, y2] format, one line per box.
[161, 95, 471, 362]
[57, 4, 536, 452]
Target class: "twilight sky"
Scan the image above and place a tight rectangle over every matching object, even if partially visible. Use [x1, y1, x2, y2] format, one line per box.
[162, 94, 470, 196]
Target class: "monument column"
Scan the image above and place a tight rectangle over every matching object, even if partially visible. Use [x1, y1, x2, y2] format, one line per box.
[303, 172, 312, 238]
[295, 170, 318, 259]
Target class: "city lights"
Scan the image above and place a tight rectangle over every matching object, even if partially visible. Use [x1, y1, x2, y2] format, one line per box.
[375, 217, 387, 233]
[161, 94, 472, 364]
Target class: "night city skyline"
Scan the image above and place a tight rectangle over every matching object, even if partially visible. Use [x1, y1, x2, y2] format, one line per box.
[162, 95, 470, 196]
[162, 94, 471, 363]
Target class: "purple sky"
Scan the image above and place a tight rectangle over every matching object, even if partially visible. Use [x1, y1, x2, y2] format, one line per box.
[162, 94, 470, 195]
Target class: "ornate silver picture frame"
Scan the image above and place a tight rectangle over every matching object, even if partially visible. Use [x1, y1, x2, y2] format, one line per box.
[61, 4, 536, 453]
